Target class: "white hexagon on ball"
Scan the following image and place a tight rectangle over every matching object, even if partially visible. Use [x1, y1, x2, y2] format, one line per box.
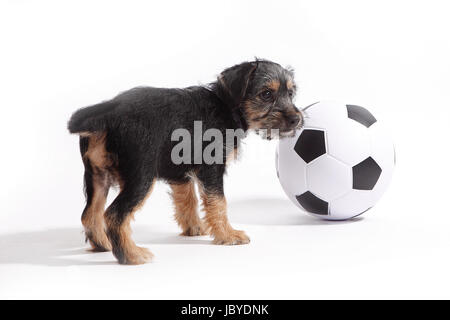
[326, 118, 371, 166]
[307, 155, 352, 202]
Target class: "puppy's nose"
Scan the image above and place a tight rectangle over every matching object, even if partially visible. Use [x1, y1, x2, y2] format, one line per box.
[288, 114, 301, 127]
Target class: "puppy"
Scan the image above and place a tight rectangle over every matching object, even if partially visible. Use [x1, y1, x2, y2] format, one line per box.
[68, 59, 302, 264]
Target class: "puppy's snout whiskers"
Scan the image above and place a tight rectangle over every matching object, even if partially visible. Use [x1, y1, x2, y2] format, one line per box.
[296, 109, 308, 129]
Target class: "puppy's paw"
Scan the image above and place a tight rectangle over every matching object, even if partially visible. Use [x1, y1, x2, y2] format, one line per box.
[213, 230, 250, 245]
[88, 239, 112, 252]
[119, 246, 154, 265]
[181, 223, 209, 236]
[85, 228, 112, 252]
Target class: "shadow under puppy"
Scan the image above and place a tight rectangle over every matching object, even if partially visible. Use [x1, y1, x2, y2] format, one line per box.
[68, 59, 302, 264]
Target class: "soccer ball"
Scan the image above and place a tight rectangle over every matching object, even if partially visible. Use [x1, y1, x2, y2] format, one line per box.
[276, 101, 395, 220]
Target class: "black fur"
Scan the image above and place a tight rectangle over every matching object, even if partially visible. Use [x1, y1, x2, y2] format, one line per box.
[69, 59, 300, 263]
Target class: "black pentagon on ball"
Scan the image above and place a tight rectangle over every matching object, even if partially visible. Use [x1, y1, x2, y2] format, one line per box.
[352, 157, 382, 190]
[294, 129, 326, 163]
[296, 191, 329, 215]
[346, 104, 377, 128]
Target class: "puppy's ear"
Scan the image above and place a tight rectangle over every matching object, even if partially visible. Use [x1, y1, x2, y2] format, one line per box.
[218, 61, 258, 108]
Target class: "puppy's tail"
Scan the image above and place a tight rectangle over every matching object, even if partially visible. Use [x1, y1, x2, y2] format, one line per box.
[67, 101, 117, 135]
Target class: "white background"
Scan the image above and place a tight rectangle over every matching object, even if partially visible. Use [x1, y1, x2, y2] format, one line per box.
[0, 0, 449, 299]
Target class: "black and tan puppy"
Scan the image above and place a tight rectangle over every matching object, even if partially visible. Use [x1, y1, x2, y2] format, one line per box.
[68, 59, 302, 264]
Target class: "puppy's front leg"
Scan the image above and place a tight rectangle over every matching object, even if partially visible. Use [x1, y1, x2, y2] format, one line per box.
[170, 180, 208, 236]
[197, 175, 250, 245]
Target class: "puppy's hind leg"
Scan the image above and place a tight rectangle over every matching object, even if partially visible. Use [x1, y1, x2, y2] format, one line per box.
[170, 180, 208, 236]
[105, 178, 155, 265]
[81, 158, 112, 252]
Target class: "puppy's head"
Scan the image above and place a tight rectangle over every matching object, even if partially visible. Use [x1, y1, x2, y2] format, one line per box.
[218, 59, 302, 138]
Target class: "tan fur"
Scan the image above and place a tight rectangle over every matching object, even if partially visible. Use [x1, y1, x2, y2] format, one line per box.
[81, 177, 112, 252]
[80, 133, 113, 251]
[84, 133, 123, 188]
[268, 79, 280, 91]
[84, 133, 112, 169]
[198, 186, 250, 245]
[170, 182, 207, 236]
[117, 214, 154, 265]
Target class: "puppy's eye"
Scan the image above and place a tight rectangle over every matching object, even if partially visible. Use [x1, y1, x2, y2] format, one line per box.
[288, 90, 294, 98]
[260, 90, 273, 101]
